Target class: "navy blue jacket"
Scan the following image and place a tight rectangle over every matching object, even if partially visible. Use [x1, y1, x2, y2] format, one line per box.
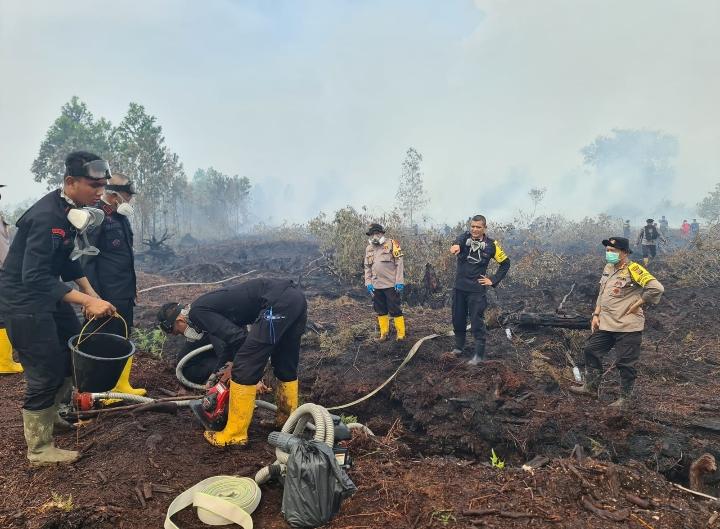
[453, 231, 511, 293]
[0, 190, 84, 314]
[83, 202, 136, 301]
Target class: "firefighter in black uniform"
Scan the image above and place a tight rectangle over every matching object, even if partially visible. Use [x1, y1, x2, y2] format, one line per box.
[158, 278, 307, 446]
[0, 151, 116, 466]
[83, 173, 146, 395]
[450, 214, 511, 365]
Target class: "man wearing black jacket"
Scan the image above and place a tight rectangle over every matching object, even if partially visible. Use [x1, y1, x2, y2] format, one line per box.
[83, 173, 145, 395]
[0, 151, 116, 466]
[450, 215, 511, 365]
[158, 278, 307, 446]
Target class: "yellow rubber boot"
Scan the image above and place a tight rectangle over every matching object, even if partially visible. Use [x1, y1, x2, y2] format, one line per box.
[394, 316, 406, 341]
[0, 328, 23, 374]
[275, 379, 299, 428]
[643, 257, 649, 266]
[110, 357, 146, 396]
[377, 315, 390, 341]
[204, 381, 255, 447]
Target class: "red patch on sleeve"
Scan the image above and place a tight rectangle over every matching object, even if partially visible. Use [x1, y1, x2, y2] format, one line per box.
[51, 228, 66, 237]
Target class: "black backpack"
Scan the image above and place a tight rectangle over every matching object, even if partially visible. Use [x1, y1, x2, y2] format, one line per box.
[644, 225, 659, 241]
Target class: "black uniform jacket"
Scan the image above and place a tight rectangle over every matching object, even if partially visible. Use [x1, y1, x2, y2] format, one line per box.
[0, 190, 84, 315]
[187, 278, 295, 364]
[453, 231, 511, 293]
[83, 202, 136, 301]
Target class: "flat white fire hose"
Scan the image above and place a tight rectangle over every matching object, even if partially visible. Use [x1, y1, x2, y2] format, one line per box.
[326, 331, 451, 410]
[139, 270, 258, 294]
[164, 476, 261, 529]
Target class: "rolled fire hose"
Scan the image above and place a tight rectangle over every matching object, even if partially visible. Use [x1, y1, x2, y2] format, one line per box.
[164, 476, 261, 529]
[255, 403, 335, 485]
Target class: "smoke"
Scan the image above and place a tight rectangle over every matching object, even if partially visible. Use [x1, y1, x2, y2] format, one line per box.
[1, 0, 718, 227]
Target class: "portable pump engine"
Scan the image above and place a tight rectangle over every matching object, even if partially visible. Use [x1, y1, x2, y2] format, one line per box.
[189, 379, 230, 431]
[190, 380, 353, 469]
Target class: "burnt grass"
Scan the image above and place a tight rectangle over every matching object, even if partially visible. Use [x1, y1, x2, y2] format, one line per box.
[1, 239, 720, 528]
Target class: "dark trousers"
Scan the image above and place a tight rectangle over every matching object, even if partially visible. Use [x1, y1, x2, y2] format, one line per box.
[452, 289, 487, 352]
[641, 245, 657, 258]
[584, 330, 642, 390]
[6, 303, 81, 410]
[231, 286, 307, 385]
[372, 287, 402, 317]
[85, 298, 134, 337]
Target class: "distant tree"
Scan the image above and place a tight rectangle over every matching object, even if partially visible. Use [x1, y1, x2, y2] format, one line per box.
[698, 183, 720, 223]
[396, 147, 428, 227]
[31, 96, 113, 188]
[112, 103, 185, 239]
[581, 129, 678, 186]
[192, 168, 251, 236]
[528, 187, 546, 217]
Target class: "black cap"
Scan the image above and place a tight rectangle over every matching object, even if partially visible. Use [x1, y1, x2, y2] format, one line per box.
[646, 218, 654, 224]
[157, 302, 183, 333]
[602, 237, 632, 254]
[366, 223, 385, 236]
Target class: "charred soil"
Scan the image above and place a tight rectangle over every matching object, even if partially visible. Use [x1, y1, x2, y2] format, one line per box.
[1, 240, 719, 529]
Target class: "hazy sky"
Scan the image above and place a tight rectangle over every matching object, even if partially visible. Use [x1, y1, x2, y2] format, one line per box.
[1, 0, 718, 225]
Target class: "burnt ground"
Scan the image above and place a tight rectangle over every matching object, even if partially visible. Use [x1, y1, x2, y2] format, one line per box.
[1, 239, 720, 528]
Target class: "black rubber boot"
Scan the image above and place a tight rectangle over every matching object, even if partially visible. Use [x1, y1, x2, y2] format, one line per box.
[452, 332, 466, 356]
[609, 380, 634, 409]
[569, 369, 600, 397]
[468, 339, 486, 365]
[53, 377, 75, 432]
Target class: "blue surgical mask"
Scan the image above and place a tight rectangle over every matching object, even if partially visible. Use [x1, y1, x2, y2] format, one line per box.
[605, 251, 620, 264]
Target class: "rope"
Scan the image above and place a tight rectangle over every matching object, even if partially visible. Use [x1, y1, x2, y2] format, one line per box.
[138, 270, 258, 294]
[164, 476, 261, 529]
[326, 331, 451, 411]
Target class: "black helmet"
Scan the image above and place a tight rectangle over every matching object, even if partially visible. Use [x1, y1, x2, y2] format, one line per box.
[157, 302, 183, 333]
[366, 223, 385, 236]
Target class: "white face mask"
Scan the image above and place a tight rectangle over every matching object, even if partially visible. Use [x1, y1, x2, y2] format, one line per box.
[369, 235, 386, 245]
[183, 326, 205, 342]
[116, 202, 134, 217]
[180, 307, 205, 341]
[67, 207, 105, 261]
[67, 207, 105, 233]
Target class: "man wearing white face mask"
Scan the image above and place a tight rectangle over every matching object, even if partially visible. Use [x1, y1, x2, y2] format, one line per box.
[364, 223, 406, 341]
[82, 173, 145, 395]
[0, 151, 116, 466]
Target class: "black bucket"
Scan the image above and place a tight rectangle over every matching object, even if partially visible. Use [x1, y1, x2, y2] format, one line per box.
[68, 333, 135, 393]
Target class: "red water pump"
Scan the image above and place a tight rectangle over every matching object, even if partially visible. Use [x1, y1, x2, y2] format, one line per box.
[189, 380, 230, 431]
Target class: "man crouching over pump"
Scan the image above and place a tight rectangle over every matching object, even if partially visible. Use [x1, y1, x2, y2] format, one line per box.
[158, 278, 307, 446]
